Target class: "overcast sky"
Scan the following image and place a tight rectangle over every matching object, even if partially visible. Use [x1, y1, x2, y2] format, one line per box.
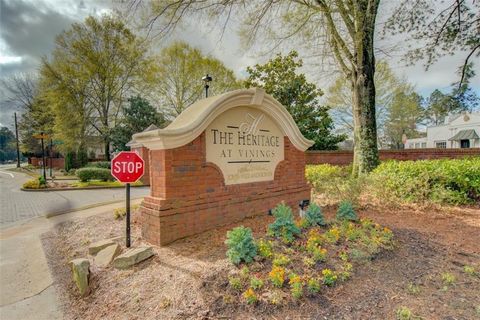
[1, 0, 478, 129]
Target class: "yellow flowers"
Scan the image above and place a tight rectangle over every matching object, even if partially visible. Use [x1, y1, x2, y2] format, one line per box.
[322, 268, 338, 286]
[289, 274, 303, 299]
[311, 247, 328, 262]
[324, 227, 340, 243]
[242, 288, 257, 304]
[306, 229, 323, 250]
[269, 266, 285, 287]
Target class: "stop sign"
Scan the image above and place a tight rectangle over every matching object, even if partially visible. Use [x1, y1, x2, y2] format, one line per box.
[111, 151, 145, 183]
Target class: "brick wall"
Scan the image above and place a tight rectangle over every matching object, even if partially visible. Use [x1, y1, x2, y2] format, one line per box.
[140, 133, 311, 246]
[131, 146, 150, 185]
[306, 148, 480, 165]
[28, 157, 65, 169]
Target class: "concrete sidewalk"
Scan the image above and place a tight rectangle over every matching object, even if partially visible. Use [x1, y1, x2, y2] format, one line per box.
[0, 200, 143, 320]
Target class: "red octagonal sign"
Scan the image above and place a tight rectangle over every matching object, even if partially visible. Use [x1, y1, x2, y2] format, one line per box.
[111, 151, 145, 183]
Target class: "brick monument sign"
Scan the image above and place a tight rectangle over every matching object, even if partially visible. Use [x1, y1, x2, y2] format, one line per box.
[131, 88, 313, 245]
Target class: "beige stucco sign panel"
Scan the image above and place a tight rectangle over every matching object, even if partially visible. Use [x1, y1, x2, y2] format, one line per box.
[205, 106, 284, 185]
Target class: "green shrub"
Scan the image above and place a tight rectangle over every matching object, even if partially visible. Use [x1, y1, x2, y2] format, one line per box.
[76, 167, 113, 182]
[85, 161, 111, 169]
[305, 164, 365, 204]
[336, 200, 358, 221]
[257, 239, 273, 259]
[396, 306, 412, 320]
[225, 226, 257, 265]
[307, 277, 321, 294]
[370, 158, 480, 205]
[228, 276, 242, 290]
[305, 164, 344, 188]
[249, 276, 264, 290]
[267, 202, 300, 243]
[38, 176, 46, 186]
[65, 152, 74, 172]
[304, 203, 326, 226]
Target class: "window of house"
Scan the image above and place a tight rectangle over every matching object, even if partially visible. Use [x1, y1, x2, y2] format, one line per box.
[414, 143, 420, 148]
[421, 142, 427, 148]
[435, 141, 447, 149]
[408, 143, 413, 149]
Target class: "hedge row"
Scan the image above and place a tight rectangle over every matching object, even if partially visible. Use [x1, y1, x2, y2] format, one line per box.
[369, 157, 480, 205]
[85, 161, 111, 169]
[306, 158, 480, 205]
[76, 167, 113, 182]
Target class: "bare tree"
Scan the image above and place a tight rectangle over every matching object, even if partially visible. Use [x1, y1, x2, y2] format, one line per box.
[385, 0, 480, 88]
[1, 72, 38, 111]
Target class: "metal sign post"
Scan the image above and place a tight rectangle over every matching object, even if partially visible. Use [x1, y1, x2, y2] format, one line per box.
[111, 151, 145, 248]
[126, 183, 131, 247]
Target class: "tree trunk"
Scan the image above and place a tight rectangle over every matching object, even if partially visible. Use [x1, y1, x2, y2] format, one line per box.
[104, 138, 110, 161]
[351, 1, 379, 176]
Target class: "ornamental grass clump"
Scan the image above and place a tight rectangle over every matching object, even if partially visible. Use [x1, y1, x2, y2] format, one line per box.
[267, 202, 300, 243]
[225, 226, 257, 265]
[304, 203, 326, 227]
[336, 200, 358, 222]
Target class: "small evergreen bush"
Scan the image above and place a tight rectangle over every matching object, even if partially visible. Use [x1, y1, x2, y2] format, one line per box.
[336, 200, 358, 222]
[38, 176, 47, 186]
[76, 167, 113, 182]
[225, 226, 257, 265]
[304, 203, 326, 227]
[267, 202, 300, 243]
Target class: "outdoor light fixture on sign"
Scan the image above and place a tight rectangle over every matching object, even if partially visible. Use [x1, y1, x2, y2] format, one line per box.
[111, 151, 145, 247]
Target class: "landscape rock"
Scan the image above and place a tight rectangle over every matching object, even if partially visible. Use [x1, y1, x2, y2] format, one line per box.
[88, 239, 117, 255]
[94, 244, 122, 268]
[112, 246, 154, 269]
[69, 258, 90, 297]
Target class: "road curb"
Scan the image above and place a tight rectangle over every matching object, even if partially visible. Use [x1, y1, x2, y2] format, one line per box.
[21, 185, 148, 192]
[45, 197, 145, 218]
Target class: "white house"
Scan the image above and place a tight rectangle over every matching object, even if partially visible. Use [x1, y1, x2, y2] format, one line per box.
[406, 112, 480, 149]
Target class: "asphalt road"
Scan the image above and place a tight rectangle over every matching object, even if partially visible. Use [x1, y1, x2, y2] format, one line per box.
[0, 165, 149, 227]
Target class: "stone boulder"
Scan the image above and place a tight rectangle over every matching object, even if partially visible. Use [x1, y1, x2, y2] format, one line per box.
[112, 246, 154, 269]
[69, 258, 90, 296]
[88, 239, 117, 255]
[94, 244, 122, 268]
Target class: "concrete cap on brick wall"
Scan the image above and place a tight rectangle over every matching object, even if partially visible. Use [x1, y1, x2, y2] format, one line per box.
[131, 88, 314, 151]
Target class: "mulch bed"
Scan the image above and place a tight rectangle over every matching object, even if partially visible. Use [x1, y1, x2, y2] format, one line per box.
[42, 204, 480, 320]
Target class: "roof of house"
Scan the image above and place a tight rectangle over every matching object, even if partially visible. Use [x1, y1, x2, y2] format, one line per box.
[448, 129, 479, 141]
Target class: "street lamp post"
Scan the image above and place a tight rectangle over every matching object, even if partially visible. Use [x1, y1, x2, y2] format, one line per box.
[202, 74, 212, 98]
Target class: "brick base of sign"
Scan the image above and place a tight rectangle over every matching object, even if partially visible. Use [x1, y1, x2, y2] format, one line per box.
[131, 146, 150, 185]
[139, 134, 311, 246]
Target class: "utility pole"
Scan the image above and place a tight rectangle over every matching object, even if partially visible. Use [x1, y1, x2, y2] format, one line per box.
[40, 132, 46, 181]
[14, 112, 20, 168]
[49, 138, 53, 177]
